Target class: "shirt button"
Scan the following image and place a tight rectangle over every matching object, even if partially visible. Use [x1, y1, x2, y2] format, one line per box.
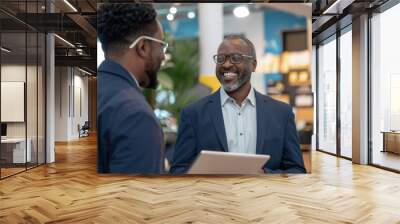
[238, 113, 241, 116]
[240, 133, 243, 136]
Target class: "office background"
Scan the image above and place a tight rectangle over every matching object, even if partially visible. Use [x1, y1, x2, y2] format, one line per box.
[97, 3, 313, 172]
[0, 1, 47, 178]
[0, 0, 97, 179]
[313, 1, 400, 171]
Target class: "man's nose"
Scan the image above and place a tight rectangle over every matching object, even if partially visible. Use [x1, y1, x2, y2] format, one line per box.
[221, 57, 233, 69]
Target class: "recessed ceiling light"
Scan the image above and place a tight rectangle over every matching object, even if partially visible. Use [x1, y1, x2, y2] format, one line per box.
[167, 13, 174, 21]
[78, 67, 92, 76]
[169, 7, 177, 14]
[63, 0, 78, 12]
[54, 34, 75, 48]
[187, 11, 195, 19]
[1, 47, 11, 53]
[233, 6, 250, 18]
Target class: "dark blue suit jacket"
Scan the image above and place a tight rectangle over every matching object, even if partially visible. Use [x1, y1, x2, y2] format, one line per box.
[97, 59, 164, 174]
[170, 89, 305, 174]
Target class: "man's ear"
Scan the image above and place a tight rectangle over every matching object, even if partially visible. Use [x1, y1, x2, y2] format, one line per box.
[252, 59, 257, 72]
[135, 39, 150, 59]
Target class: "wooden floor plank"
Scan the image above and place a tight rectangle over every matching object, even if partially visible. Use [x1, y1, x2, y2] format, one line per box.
[0, 135, 400, 223]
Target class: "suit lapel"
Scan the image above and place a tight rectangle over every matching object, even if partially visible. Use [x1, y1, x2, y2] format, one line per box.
[209, 90, 228, 152]
[255, 91, 266, 154]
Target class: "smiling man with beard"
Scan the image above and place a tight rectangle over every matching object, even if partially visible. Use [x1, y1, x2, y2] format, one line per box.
[170, 35, 306, 174]
[97, 3, 167, 173]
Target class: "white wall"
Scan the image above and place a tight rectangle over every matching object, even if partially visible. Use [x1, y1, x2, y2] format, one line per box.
[1, 66, 25, 127]
[55, 67, 89, 141]
[72, 73, 89, 138]
[1, 65, 26, 140]
[1, 64, 45, 163]
[1, 65, 40, 137]
[223, 11, 266, 93]
[55, 66, 69, 141]
[1, 65, 26, 81]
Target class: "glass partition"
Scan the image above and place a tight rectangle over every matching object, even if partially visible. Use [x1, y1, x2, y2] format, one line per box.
[0, 1, 46, 179]
[339, 28, 352, 158]
[317, 36, 337, 155]
[371, 3, 400, 171]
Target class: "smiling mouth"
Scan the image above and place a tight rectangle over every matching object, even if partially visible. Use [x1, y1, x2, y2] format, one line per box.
[221, 72, 238, 81]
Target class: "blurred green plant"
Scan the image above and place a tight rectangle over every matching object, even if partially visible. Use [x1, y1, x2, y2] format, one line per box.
[155, 38, 200, 121]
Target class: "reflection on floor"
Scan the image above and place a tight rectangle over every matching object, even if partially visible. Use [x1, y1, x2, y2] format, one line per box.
[373, 151, 400, 171]
[0, 163, 42, 178]
[1, 167, 25, 177]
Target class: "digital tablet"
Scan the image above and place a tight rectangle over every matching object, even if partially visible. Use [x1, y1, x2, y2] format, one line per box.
[187, 150, 270, 174]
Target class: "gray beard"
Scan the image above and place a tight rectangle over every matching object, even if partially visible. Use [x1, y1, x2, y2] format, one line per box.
[222, 73, 251, 93]
[222, 81, 241, 92]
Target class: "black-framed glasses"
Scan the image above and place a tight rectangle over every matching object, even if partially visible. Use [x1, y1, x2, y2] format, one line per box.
[213, 53, 254, 65]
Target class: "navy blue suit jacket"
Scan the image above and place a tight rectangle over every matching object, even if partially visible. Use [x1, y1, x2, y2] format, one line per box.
[170, 89, 306, 174]
[97, 59, 164, 174]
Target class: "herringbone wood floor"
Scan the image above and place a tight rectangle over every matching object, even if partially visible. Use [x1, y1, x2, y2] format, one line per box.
[1, 135, 400, 223]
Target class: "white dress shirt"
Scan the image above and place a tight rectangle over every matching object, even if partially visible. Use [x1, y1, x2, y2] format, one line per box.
[220, 87, 257, 154]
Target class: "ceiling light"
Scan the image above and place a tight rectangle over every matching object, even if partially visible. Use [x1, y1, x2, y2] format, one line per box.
[187, 11, 196, 19]
[322, 0, 353, 14]
[1, 47, 11, 53]
[63, 0, 78, 12]
[166, 13, 174, 21]
[78, 67, 92, 76]
[54, 34, 75, 48]
[169, 7, 177, 14]
[233, 6, 249, 18]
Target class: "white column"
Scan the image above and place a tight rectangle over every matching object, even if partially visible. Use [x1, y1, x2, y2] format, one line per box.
[46, 33, 55, 163]
[198, 3, 224, 92]
[46, 1, 55, 163]
[352, 14, 369, 164]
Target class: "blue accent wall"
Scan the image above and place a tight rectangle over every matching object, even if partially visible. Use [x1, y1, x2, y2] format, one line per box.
[161, 18, 199, 40]
[263, 10, 306, 55]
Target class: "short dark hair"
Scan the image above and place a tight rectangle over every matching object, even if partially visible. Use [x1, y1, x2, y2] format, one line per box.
[224, 34, 256, 59]
[97, 3, 158, 53]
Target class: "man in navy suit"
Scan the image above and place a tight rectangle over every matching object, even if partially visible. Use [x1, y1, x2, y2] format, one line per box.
[170, 35, 306, 174]
[97, 3, 168, 173]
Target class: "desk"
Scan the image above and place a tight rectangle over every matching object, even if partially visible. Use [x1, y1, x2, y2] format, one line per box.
[1, 138, 31, 163]
[381, 131, 400, 154]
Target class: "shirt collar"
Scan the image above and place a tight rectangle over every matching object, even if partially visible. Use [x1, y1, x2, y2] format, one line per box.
[128, 72, 140, 88]
[220, 86, 256, 107]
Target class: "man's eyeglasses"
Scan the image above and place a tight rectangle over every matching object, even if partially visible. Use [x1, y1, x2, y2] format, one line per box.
[213, 53, 254, 65]
[129, 35, 168, 54]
